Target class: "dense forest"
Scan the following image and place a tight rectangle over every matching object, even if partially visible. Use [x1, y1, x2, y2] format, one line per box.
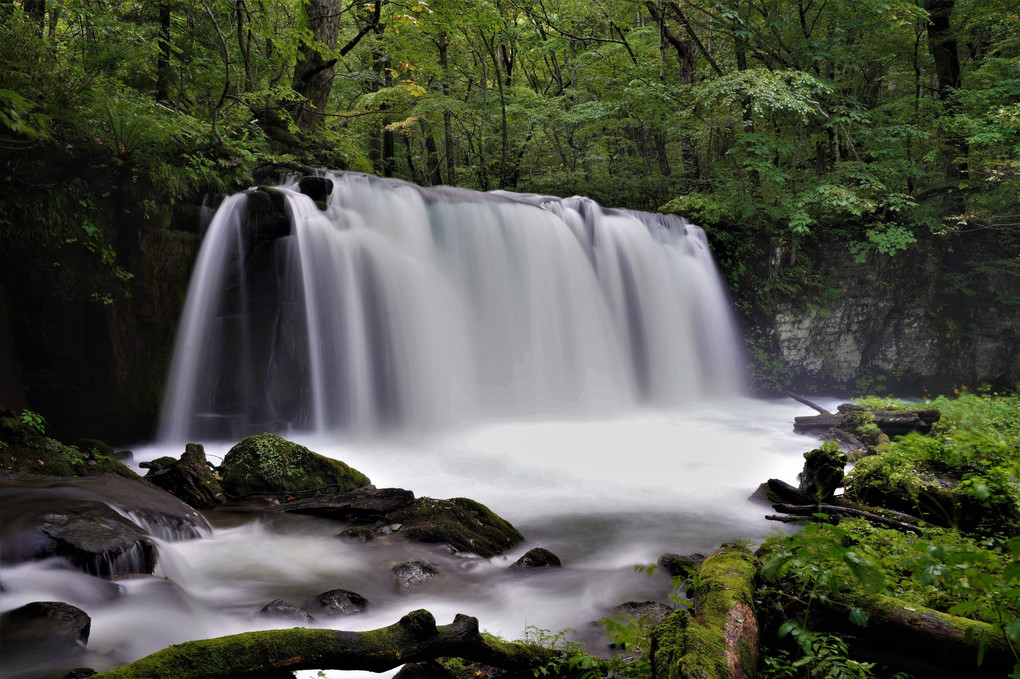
[2, 0, 1017, 247]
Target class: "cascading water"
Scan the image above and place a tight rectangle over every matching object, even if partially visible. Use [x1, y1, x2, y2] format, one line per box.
[3, 174, 824, 679]
[158, 172, 746, 442]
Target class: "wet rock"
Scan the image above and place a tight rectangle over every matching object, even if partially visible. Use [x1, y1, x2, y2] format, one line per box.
[392, 560, 440, 590]
[64, 669, 97, 678]
[657, 553, 705, 579]
[283, 486, 415, 521]
[509, 547, 561, 569]
[141, 443, 225, 509]
[1, 601, 91, 648]
[614, 600, 673, 626]
[243, 187, 289, 241]
[337, 527, 376, 542]
[259, 599, 313, 622]
[311, 589, 369, 616]
[380, 497, 524, 558]
[298, 176, 334, 204]
[0, 489, 156, 576]
[219, 433, 370, 498]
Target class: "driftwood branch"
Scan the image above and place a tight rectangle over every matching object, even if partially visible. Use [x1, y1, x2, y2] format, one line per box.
[786, 393, 830, 414]
[91, 610, 555, 678]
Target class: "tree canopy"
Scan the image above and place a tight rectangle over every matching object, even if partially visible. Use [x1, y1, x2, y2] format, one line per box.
[1, 0, 1017, 303]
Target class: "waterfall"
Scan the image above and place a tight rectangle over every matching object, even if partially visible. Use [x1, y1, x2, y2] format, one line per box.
[158, 172, 745, 441]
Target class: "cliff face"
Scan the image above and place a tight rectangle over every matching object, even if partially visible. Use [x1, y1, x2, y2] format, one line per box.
[769, 229, 1020, 396]
[0, 173, 203, 444]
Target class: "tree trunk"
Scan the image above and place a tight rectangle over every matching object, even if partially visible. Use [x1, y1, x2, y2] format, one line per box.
[156, 2, 172, 103]
[292, 0, 342, 132]
[651, 544, 759, 679]
[91, 610, 556, 678]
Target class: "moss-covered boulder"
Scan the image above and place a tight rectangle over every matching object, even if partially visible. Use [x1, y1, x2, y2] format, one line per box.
[380, 498, 524, 558]
[0, 411, 137, 480]
[219, 433, 370, 498]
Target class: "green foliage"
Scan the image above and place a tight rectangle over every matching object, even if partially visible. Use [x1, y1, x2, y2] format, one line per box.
[18, 409, 47, 435]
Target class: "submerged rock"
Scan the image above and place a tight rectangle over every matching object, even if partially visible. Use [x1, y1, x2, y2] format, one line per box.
[509, 547, 561, 569]
[392, 560, 440, 590]
[259, 599, 314, 622]
[380, 497, 524, 558]
[141, 443, 224, 509]
[337, 527, 376, 542]
[657, 553, 705, 579]
[311, 589, 369, 616]
[219, 433, 370, 498]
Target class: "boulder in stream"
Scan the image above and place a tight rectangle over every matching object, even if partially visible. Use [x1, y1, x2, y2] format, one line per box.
[219, 433, 370, 498]
[379, 497, 524, 558]
[393, 560, 440, 590]
[509, 547, 561, 570]
[311, 589, 369, 616]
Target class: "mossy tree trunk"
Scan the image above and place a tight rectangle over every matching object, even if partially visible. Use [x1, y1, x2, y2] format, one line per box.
[651, 544, 760, 679]
[91, 610, 555, 678]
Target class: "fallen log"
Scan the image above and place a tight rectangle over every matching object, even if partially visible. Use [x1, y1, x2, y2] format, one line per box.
[90, 610, 556, 678]
[807, 592, 1017, 677]
[651, 544, 759, 679]
[785, 393, 830, 414]
[793, 409, 941, 438]
[770, 503, 922, 533]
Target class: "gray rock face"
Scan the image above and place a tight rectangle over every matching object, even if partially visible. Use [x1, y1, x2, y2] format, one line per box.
[770, 232, 1020, 393]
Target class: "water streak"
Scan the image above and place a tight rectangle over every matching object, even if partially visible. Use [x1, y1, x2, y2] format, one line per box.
[159, 173, 745, 441]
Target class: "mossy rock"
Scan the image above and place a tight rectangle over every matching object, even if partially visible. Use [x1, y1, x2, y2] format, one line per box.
[219, 433, 370, 497]
[0, 414, 138, 480]
[381, 497, 524, 558]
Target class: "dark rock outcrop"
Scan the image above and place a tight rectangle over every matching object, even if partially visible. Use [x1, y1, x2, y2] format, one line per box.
[1, 601, 92, 648]
[141, 443, 224, 509]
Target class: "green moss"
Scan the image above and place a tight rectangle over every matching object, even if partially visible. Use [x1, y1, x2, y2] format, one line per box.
[219, 433, 370, 497]
[0, 414, 138, 479]
[651, 545, 758, 679]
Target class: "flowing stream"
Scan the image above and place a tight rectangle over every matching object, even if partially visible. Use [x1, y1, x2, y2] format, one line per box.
[2, 174, 825, 677]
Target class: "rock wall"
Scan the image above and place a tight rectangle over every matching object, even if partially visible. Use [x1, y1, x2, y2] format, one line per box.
[770, 228, 1020, 396]
[0, 176, 204, 444]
